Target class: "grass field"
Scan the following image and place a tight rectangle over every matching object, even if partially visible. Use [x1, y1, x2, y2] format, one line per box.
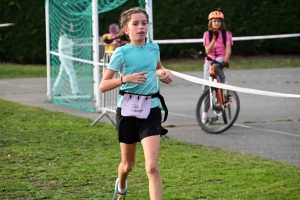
[163, 54, 300, 72]
[0, 55, 299, 78]
[1, 56, 300, 199]
[0, 99, 299, 199]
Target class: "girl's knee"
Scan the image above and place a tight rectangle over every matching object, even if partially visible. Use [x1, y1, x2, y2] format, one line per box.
[121, 162, 135, 173]
[145, 162, 159, 175]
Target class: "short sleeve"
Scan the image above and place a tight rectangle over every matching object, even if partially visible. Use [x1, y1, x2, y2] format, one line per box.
[226, 31, 233, 45]
[108, 47, 123, 72]
[203, 31, 210, 46]
[156, 43, 160, 62]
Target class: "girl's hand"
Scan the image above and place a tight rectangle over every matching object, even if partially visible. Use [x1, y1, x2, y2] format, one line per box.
[223, 60, 229, 68]
[159, 70, 172, 85]
[124, 71, 149, 84]
[213, 31, 219, 40]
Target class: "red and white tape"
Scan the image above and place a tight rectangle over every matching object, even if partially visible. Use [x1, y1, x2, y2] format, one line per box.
[153, 33, 300, 44]
[0, 23, 14, 28]
[170, 70, 300, 98]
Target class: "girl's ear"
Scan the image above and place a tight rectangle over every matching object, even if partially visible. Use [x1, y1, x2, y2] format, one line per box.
[123, 27, 128, 34]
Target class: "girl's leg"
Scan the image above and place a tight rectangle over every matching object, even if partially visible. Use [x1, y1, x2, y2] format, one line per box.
[203, 62, 211, 111]
[215, 58, 226, 84]
[141, 135, 162, 200]
[202, 58, 226, 122]
[52, 60, 66, 94]
[203, 62, 210, 92]
[63, 58, 79, 94]
[215, 65, 226, 84]
[118, 142, 137, 189]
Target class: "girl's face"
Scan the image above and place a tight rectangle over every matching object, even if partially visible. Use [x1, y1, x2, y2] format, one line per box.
[211, 18, 222, 30]
[124, 13, 148, 45]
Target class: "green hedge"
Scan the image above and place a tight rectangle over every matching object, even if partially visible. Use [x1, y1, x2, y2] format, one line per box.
[150, 0, 300, 57]
[0, 0, 299, 64]
[0, 0, 46, 64]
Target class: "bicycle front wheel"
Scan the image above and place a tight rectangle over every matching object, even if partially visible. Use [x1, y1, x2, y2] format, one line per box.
[196, 89, 240, 134]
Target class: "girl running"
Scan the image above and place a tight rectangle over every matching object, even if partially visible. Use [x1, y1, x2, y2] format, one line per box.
[100, 7, 172, 200]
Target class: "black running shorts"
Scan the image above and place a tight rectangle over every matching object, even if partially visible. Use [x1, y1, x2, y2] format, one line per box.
[116, 106, 163, 144]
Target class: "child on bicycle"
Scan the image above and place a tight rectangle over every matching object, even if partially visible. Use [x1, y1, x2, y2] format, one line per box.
[202, 9, 233, 123]
[100, 7, 172, 200]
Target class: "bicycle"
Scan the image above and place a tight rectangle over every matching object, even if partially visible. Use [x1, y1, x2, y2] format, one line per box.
[196, 52, 240, 134]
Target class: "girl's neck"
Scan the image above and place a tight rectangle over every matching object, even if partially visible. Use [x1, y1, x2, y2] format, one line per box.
[129, 40, 145, 47]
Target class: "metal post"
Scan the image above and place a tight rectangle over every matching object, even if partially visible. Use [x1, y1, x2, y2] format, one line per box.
[92, 0, 101, 112]
[145, 0, 153, 42]
[45, 0, 52, 102]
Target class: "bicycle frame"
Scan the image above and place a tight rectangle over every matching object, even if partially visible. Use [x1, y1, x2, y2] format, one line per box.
[209, 64, 224, 110]
[204, 53, 228, 115]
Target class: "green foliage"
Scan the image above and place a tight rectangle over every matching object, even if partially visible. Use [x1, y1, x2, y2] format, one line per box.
[0, 0, 300, 63]
[151, 0, 300, 57]
[98, 0, 137, 36]
[0, 0, 46, 64]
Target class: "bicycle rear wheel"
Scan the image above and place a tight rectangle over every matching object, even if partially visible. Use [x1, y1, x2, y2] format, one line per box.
[196, 89, 240, 134]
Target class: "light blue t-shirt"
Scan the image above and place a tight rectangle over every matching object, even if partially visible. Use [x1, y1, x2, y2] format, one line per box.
[108, 43, 160, 108]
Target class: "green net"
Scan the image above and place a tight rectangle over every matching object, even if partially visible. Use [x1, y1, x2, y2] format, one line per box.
[138, 0, 145, 8]
[48, 0, 129, 112]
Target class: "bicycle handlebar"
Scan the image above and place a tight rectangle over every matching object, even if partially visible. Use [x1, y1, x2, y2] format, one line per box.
[199, 51, 226, 68]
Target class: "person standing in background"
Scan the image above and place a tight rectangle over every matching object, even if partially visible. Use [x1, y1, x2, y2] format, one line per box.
[101, 23, 120, 62]
[53, 21, 80, 96]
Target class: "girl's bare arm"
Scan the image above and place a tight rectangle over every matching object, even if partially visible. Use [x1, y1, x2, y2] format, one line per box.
[156, 61, 172, 85]
[224, 44, 231, 61]
[99, 69, 150, 92]
[99, 69, 121, 92]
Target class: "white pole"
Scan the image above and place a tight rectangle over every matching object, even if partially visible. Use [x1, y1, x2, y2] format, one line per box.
[145, 0, 153, 42]
[92, 0, 101, 112]
[45, 0, 52, 102]
[0, 23, 14, 28]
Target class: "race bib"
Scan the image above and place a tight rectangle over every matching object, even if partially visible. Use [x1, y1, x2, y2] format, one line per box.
[121, 93, 151, 119]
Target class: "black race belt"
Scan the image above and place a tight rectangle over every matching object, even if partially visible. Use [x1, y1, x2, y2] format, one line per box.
[119, 90, 168, 123]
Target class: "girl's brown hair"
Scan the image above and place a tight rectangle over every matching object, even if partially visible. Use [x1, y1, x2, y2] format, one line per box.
[102, 7, 149, 45]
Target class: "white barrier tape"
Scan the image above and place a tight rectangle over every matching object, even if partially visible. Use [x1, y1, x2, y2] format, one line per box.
[170, 70, 300, 98]
[232, 33, 300, 41]
[153, 33, 300, 44]
[0, 23, 14, 28]
[50, 51, 108, 67]
[49, 51, 300, 98]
